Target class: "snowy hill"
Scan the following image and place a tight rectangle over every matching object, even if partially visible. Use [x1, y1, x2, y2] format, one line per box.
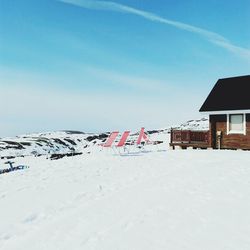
[0, 131, 109, 158]
[172, 117, 209, 131]
[0, 118, 208, 158]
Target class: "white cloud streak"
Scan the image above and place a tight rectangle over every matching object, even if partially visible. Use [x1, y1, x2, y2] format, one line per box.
[84, 67, 169, 92]
[59, 0, 250, 60]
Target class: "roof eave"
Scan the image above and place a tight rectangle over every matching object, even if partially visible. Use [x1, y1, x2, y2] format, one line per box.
[199, 109, 250, 115]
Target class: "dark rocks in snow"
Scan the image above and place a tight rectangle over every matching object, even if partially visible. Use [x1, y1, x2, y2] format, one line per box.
[20, 142, 31, 146]
[86, 135, 98, 142]
[86, 133, 109, 142]
[153, 140, 164, 145]
[147, 130, 164, 135]
[52, 138, 69, 147]
[64, 138, 77, 145]
[35, 138, 54, 147]
[6, 156, 16, 159]
[99, 133, 109, 139]
[2, 141, 25, 150]
[63, 130, 85, 134]
[50, 152, 82, 160]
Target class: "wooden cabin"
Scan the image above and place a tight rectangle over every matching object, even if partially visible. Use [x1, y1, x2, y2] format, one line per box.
[170, 75, 250, 150]
[200, 75, 250, 150]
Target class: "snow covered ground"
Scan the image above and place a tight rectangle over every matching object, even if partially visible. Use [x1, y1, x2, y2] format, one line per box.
[1, 143, 250, 250]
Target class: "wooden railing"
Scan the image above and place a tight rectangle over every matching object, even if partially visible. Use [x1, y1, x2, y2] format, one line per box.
[170, 129, 209, 144]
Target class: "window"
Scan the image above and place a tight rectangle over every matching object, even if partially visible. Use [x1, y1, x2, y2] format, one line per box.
[227, 114, 246, 134]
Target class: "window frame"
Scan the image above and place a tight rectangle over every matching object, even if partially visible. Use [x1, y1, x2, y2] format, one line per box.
[227, 113, 246, 135]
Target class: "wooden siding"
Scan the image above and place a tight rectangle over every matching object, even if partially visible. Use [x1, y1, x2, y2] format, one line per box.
[209, 114, 250, 149]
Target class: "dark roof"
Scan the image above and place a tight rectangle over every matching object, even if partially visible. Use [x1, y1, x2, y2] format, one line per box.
[200, 75, 250, 112]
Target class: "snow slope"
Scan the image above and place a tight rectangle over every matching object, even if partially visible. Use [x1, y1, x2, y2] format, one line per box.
[0, 118, 208, 158]
[172, 117, 209, 131]
[0, 131, 102, 158]
[1, 148, 250, 250]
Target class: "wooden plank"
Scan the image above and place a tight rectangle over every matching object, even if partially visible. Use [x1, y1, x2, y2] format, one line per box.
[210, 114, 250, 150]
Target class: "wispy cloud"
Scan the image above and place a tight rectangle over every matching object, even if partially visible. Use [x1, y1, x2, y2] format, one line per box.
[84, 67, 170, 92]
[59, 0, 250, 60]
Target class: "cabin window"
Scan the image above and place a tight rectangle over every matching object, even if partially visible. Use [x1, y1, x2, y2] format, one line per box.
[227, 114, 246, 134]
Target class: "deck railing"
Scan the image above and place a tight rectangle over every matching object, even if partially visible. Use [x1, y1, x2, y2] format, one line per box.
[170, 129, 209, 144]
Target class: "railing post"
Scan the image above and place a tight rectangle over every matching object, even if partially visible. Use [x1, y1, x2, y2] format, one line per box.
[170, 128, 173, 144]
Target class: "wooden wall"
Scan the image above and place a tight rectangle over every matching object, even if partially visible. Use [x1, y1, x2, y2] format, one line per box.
[209, 114, 250, 150]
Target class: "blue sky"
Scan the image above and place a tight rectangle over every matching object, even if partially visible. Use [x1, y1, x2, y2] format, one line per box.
[0, 0, 250, 136]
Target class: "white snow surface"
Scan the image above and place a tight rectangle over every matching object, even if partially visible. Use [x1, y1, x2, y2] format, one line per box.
[1, 142, 250, 250]
[1, 118, 250, 249]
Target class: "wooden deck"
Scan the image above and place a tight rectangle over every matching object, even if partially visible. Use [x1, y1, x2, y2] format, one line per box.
[170, 129, 210, 149]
